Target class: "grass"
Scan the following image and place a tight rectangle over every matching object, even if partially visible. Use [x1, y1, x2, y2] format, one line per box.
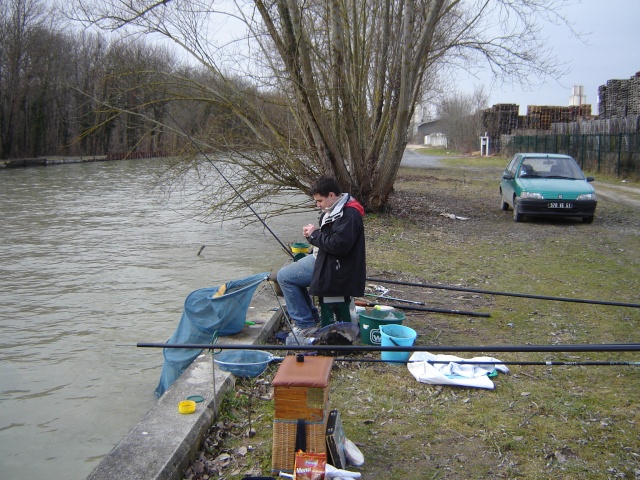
[185, 156, 640, 479]
[414, 146, 461, 157]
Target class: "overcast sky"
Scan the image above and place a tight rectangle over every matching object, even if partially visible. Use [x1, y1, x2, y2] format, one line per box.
[146, 0, 638, 117]
[457, 0, 640, 115]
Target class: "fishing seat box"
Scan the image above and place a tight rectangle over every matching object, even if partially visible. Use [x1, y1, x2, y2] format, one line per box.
[271, 355, 333, 474]
[319, 295, 352, 326]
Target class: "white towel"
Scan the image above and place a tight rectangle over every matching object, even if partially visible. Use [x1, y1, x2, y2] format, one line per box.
[325, 464, 362, 478]
[407, 352, 509, 389]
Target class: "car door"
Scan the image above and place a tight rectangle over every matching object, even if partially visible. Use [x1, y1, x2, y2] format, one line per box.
[501, 154, 520, 205]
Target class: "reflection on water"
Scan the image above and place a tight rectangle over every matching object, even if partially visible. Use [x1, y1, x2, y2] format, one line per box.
[0, 159, 310, 479]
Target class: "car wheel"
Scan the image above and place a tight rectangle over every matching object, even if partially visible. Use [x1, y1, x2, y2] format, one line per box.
[513, 203, 522, 222]
[500, 189, 509, 211]
[582, 215, 594, 224]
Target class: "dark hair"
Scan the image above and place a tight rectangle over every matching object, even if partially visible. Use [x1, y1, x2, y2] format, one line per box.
[311, 175, 342, 197]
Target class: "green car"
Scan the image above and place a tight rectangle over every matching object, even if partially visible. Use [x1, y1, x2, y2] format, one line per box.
[499, 153, 597, 223]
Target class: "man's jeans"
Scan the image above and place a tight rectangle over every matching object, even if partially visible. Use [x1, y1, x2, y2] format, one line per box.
[276, 254, 319, 329]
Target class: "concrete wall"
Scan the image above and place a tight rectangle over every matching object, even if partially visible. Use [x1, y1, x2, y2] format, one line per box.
[87, 286, 282, 480]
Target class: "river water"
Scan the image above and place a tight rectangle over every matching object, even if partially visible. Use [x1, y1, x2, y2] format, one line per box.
[0, 159, 310, 479]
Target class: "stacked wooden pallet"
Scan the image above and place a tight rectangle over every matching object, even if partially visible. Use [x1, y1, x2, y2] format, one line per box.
[598, 72, 640, 119]
[481, 103, 520, 136]
[524, 105, 592, 130]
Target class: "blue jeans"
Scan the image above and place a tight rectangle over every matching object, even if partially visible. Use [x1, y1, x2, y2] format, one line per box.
[276, 254, 319, 329]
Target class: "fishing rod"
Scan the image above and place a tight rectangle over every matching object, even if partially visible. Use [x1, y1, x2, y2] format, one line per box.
[165, 108, 295, 260]
[355, 299, 490, 318]
[167, 110, 492, 328]
[137, 342, 640, 353]
[367, 277, 640, 309]
[364, 293, 425, 305]
[189, 354, 640, 367]
[245, 357, 640, 367]
[331, 358, 640, 367]
[165, 110, 638, 312]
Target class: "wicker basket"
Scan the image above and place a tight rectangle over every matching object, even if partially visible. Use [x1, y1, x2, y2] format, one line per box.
[271, 418, 327, 474]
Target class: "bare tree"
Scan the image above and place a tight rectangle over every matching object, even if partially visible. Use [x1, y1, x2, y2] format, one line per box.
[66, 0, 572, 215]
[0, 0, 98, 158]
[0, 0, 48, 158]
[436, 86, 489, 152]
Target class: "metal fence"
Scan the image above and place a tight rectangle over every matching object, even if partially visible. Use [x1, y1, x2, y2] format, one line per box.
[502, 133, 640, 179]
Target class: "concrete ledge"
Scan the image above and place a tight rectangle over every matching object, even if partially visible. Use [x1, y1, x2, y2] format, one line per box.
[87, 286, 283, 480]
[0, 156, 110, 168]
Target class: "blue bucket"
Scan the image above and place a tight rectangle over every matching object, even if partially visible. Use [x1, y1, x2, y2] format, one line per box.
[379, 324, 417, 364]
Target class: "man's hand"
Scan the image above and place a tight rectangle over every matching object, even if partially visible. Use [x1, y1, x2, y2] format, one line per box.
[303, 224, 316, 238]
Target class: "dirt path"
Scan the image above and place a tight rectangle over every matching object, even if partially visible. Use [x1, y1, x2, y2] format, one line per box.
[593, 181, 640, 208]
[401, 145, 445, 168]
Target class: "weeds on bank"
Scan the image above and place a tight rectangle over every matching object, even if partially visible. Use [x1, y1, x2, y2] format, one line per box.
[183, 374, 281, 479]
[357, 162, 640, 479]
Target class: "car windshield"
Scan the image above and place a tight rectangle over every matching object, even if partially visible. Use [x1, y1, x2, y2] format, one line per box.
[517, 157, 585, 180]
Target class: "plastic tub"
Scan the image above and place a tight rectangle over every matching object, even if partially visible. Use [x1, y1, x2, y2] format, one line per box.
[379, 324, 417, 364]
[358, 309, 405, 345]
[290, 242, 310, 253]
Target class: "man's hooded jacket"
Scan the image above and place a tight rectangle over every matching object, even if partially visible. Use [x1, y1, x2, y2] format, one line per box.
[306, 194, 366, 298]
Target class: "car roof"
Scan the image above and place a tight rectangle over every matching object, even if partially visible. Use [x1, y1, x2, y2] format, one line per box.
[518, 153, 574, 160]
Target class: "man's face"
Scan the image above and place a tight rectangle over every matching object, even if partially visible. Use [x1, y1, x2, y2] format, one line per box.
[313, 192, 338, 211]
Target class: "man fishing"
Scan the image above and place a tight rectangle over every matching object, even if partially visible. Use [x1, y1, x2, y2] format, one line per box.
[277, 175, 366, 344]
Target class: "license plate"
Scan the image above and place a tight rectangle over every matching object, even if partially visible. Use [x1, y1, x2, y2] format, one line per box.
[548, 202, 573, 209]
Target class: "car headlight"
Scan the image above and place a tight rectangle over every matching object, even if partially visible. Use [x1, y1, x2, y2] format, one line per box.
[577, 193, 597, 201]
[520, 191, 543, 199]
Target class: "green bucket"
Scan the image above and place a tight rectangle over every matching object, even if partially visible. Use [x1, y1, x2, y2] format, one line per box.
[358, 309, 406, 345]
[290, 242, 310, 254]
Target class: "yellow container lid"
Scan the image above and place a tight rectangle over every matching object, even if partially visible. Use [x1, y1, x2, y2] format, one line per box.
[178, 400, 196, 414]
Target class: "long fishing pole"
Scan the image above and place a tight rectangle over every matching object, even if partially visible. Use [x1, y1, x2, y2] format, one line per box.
[367, 277, 640, 309]
[137, 342, 640, 353]
[331, 358, 640, 367]
[355, 299, 490, 318]
[164, 110, 638, 311]
[164, 108, 295, 260]
[231, 355, 640, 367]
[166, 109, 498, 325]
[364, 293, 425, 305]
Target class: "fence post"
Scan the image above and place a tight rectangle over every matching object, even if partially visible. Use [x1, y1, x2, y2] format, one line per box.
[617, 132, 622, 177]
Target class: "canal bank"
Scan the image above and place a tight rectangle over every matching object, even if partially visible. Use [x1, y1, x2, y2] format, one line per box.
[1, 152, 167, 168]
[0, 156, 109, 168]
[87, 286, 283, 480]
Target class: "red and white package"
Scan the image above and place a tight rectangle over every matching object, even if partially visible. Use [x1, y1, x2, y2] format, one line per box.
[294, 451, 326, 480]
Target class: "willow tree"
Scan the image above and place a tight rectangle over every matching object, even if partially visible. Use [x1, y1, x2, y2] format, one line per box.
[70, 0, 570, 215]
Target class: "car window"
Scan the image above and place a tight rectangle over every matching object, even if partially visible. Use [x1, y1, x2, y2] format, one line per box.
[518, 159, 540, 178]
[541, 158, 585, 179]
[517, 156, 586, 180]
[506, 156, 519, 174]
[558, 158, 585, 179]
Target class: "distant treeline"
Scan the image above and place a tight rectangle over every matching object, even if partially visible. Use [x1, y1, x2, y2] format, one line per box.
[0, 1, 256, 161]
